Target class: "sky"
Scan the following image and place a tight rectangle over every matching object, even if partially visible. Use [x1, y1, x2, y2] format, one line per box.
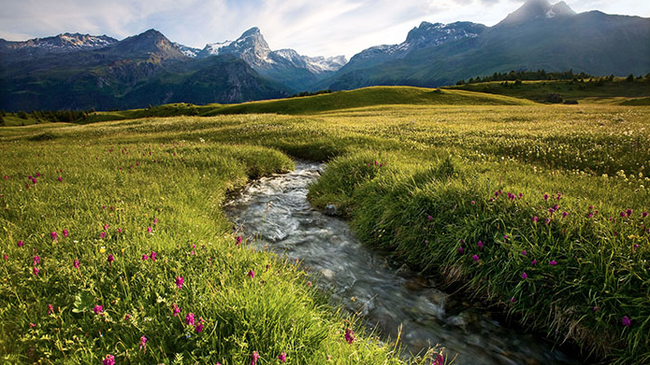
[1, 0, 649, 59]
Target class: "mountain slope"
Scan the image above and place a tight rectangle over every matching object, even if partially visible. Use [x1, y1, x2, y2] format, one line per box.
[322, 0, 650, 90]
[0, 30, 290, 111]
[197, 27, 347, 91]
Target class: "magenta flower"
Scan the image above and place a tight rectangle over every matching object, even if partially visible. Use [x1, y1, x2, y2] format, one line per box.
[185, 312, 195, 326]
[63, 229, 69, 237]
[102, 354, 115, 365]
[35, 172, 41, 177]
[153, 218, 159, 225]
[3, 254, 7, 260]
[642, 212, 648, 218]
[593, 306, 599, 312]
[472, 254, 479, 263]
[477, 241, 484, 250]
[172, 303, 181, 316]
[622, 316, 631, 327]
[176, 276, 184, 289]
[104, 224, 109, 230]
[147, 227, 152, 233]
[73, 259, 80, 269]
[195, 323, 204, 333]
[521, 272, 528, 279]
[33, 256, 40, 266]
[562, 212, 568, 219]
[278, 352, 287, 363]
[142, 254, 149, 261]
[345, 328, 356, 344]
[107, 254, 114, 264]
[545, 218, 551, 225]
[117, 228, 122, 234]
[532, 259, 537, 266]
[125, 314, 132, 320]
[434, 354, 444, 365]
[48, 304, 54, 314]
[33, 267, 39, 276]
[248, 270, 255, 278]
[510, 297, 516, 303]
[427, 215, 433, 220]
[543, 193, 549, 201]
[550, 260, 557, 266]
[58, 176, 62, 182]
[458, 246, 464, 254]
[18, 240, 24, 247]
[100, 232, 106, 240]
[150, 251, 157, 261]
[532, 216, 538, 223]
[626, 209, 633, 217]
[252, 351, 260, 365]
[93, 305, 103, 315]
[236, 236, 243, 246]
[471, 200, 476, 205]
[522, 250, 527, 256]
[620, 212, 626, 218]
[51, 232, 57, 241]
[140, 335, 147, 351]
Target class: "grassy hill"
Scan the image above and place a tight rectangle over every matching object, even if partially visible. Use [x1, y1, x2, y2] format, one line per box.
[76, 86, 534, 124]
[447, 77, 650, 104]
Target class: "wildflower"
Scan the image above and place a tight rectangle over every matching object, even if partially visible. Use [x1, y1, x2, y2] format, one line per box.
[33, 267, 39, 276]
[33, 256, 40, 265]
[104, 224, 109, 230]
[543, 193, 548, 201]
[545, 218, 551, 225]
[434, 354, 444, 365]
[153, 218, 159, 225]
[48, 304, 54, 314]
[93, 305, 103, 315]
[622, 316, 631, 327]
[588, 213, 593, 218]
[477, 241, 484, 250]
[147, 227, 152, 233]
[125, 314, 132, 320]
[626, 209, 633, 217]
[522, 250, 527, 256]
[532, 216, 538, 223]
[641, 212, 648, 218]
[3, 254, 7, 260]
[30, 323, 36, 327]
[63, 229, 69, 237]
[252, 351, 260, 365]
[58, 176, 63, 182]
[236, 236, 243, 245]
[472, 254, 479, 263]
[172, 303, 181, 316]
[142, 254, 149, 261]
[562, 212, 568, 218]
[278, 352, 287, 363]
[522, 272, 528, 279]
[550, 260, 557, 266]
[531, 259, 537, 266]
[510, 297, 516, 303]
[458, 246, 464, 254]
[140, 335, 147, 351]
[73, 259, 80, 269]
[150, 251, 157, 261]
[248, 270, 255, 278]
[100, 232, 106, 240]
[345, 328, 356, 344]
[102, 354, 115, 365]
[427, 215, 433, 220]
[185, 312, 195, 326]
[471, 200, 475, 205]
[620, 212, 626, 218]
[51, 232, 58, 241]
[107, 254, 114, 264]
[593, 306, 599, 312]
[18, 240, 24, 247]
[176, 276, 184, 289]
[117, 228, 122, 234]
[518, 193, 523, 198]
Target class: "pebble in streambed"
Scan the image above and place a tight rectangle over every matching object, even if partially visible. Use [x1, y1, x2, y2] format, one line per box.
[225, 161, 581, 365]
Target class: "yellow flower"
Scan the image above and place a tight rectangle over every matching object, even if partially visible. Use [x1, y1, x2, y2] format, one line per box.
[100, 247, 106, 254]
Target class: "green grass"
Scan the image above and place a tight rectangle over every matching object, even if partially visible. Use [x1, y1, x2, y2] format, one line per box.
[1, 101, 649, 364]
[448, 78, 650, 104]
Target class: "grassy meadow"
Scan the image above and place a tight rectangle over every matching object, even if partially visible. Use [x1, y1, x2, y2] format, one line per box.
[1, 87, 649, 364]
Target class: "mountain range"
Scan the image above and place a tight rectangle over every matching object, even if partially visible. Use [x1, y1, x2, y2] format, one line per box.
[1, 0, 648, 111]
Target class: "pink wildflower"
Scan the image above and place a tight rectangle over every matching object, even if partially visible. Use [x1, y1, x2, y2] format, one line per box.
[248, 270, 255, 278]
[63, 229, 69, 237]
[93, 305, 103, 315]
[345, 328, 356, 344]
[102, 354, 115, 365]
[175, 276, 184, 289]
[252, 351, 260, 365]
[185, 312, 195, 326]
[278, 352, 287, 363]
[18, 240, 24, 247]
[48, 304, 54, 314]
[73, 259, 80, 269]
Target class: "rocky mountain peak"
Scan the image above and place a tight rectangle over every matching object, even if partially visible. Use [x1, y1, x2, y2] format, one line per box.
[499, 0, 576, 25]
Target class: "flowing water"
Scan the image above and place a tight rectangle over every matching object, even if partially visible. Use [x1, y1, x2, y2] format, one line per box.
[225, 161, 580, 365]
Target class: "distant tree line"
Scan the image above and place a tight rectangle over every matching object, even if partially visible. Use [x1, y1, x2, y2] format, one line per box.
[290, 89, 333, 98]
[457, 69, 650, 86]
[0, 108, 95, 126]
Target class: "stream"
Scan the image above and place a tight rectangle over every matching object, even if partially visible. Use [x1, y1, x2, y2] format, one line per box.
[224, 161, 581, 365]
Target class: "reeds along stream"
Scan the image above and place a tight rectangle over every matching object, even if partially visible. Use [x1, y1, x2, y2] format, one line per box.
[225, 161, 580, 365]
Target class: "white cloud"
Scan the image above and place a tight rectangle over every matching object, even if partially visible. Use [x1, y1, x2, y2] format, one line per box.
[1, 0, 648, 59]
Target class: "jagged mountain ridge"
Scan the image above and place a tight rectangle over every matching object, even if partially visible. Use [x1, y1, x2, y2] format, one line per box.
[0, 29, 291, 111]
[320, 0, 650, 90]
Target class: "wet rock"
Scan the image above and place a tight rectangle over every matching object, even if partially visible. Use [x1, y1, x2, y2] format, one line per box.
[447, 311, 478, 328]
[324, 204, 338, 216]
[320, 268, 334, 280]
